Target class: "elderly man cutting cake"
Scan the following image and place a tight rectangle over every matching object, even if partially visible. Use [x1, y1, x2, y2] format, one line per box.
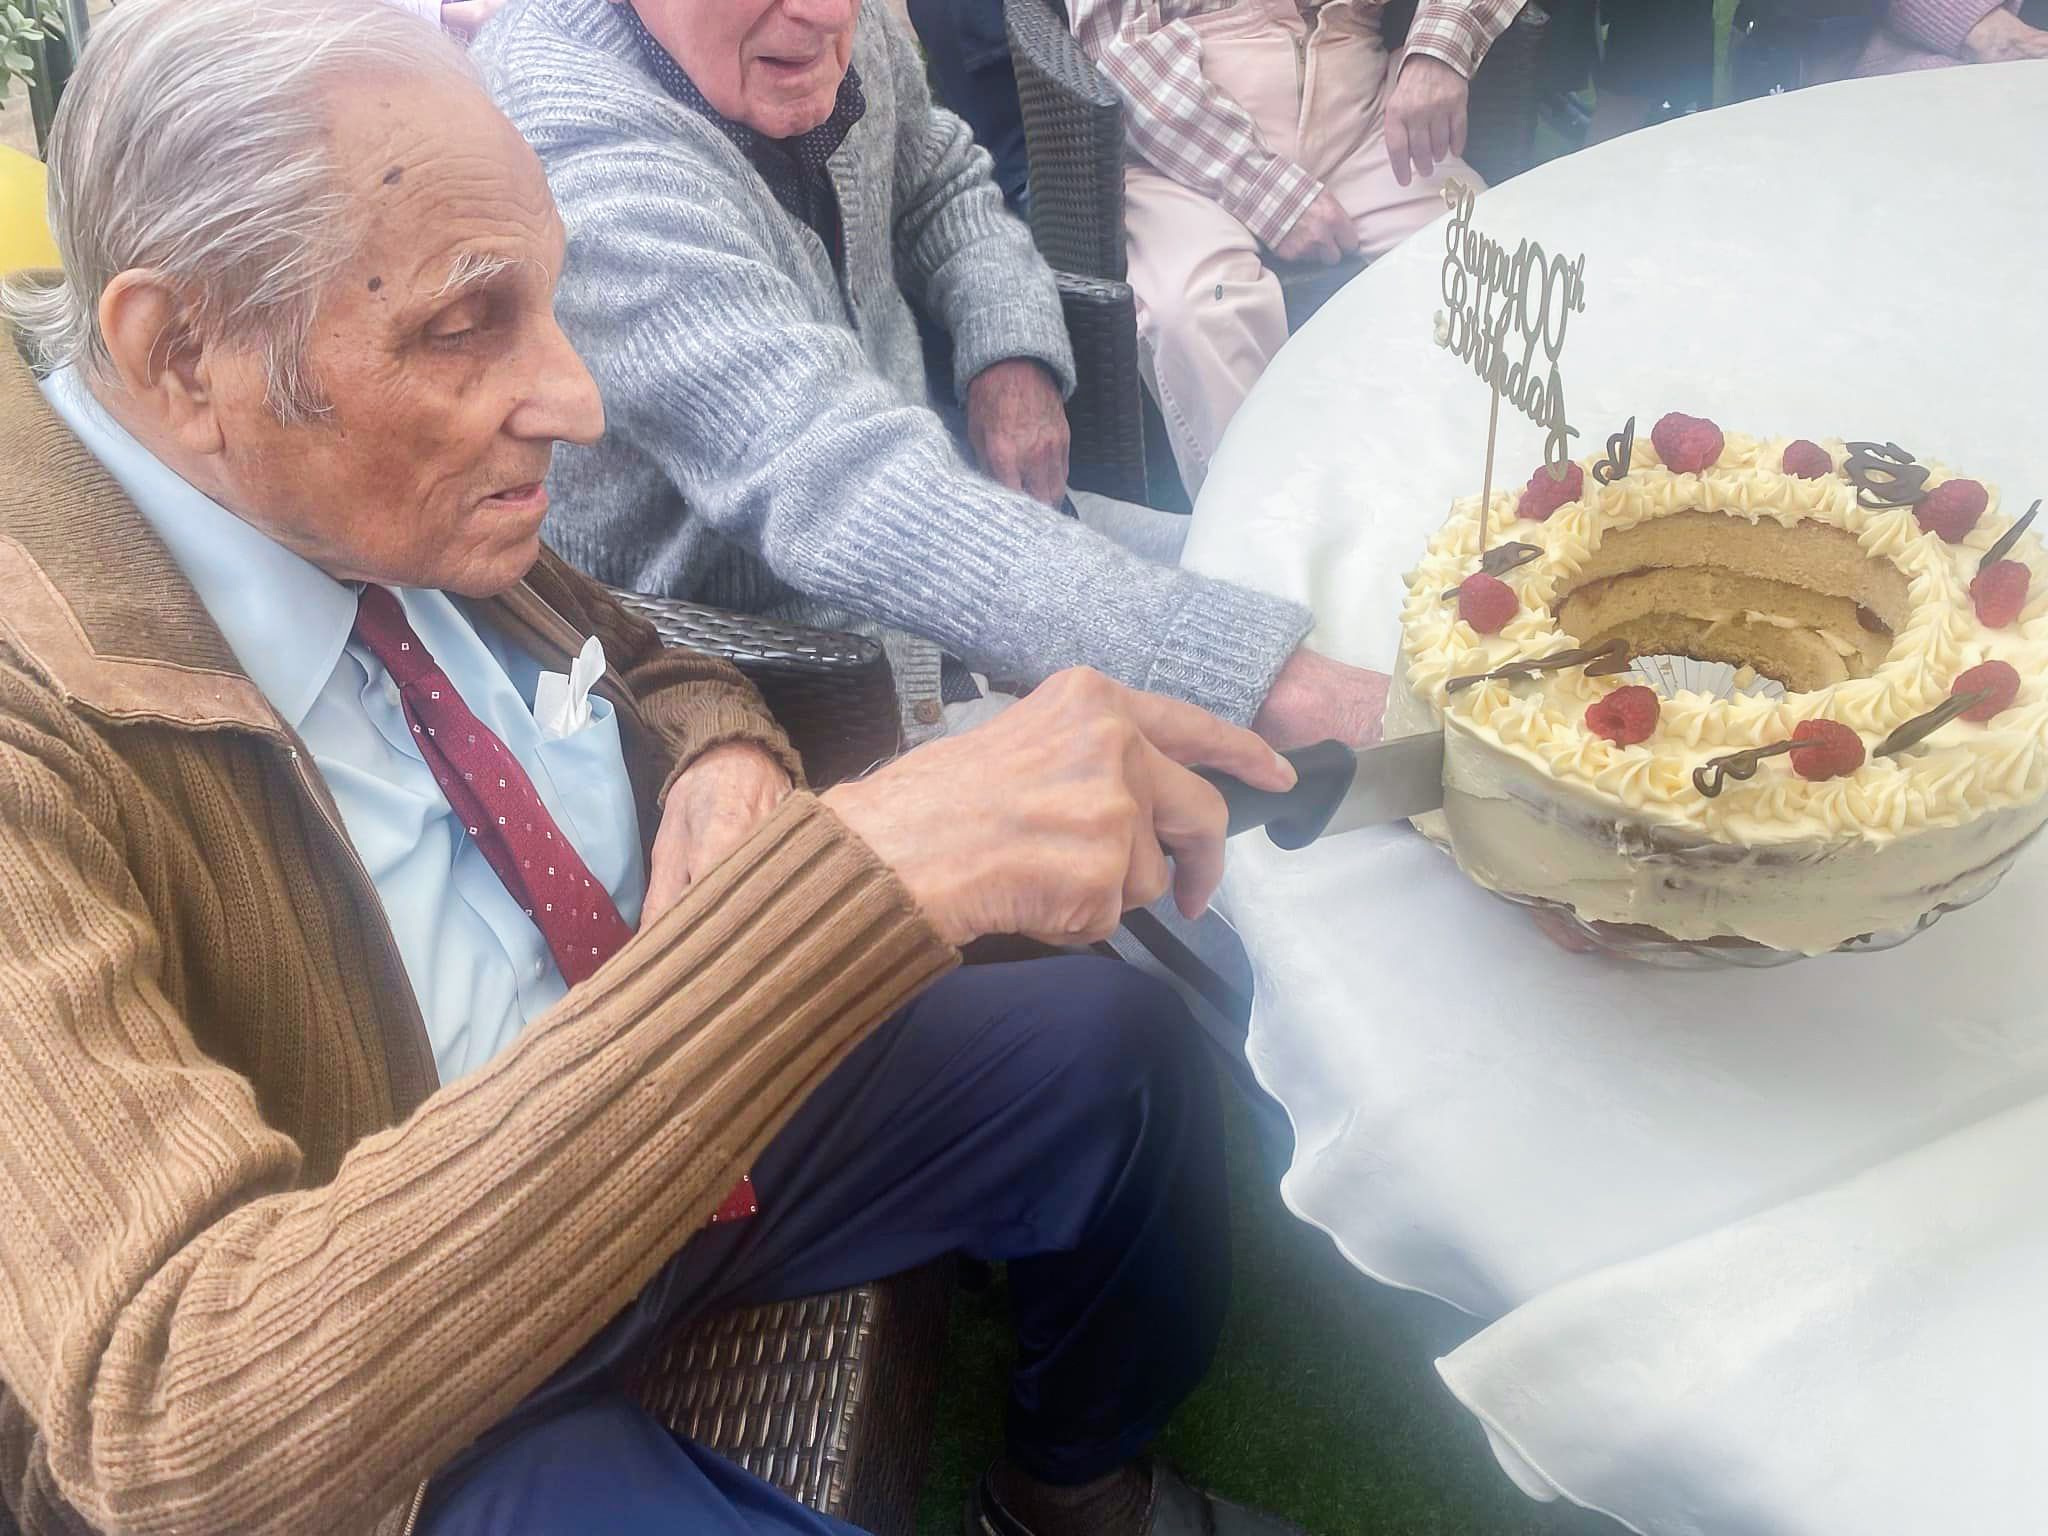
[0, 2, 1320, 1533]
[473, 0, 1388, 752]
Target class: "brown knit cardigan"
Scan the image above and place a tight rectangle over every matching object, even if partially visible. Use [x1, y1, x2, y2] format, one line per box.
[0, 332, 957, 1535]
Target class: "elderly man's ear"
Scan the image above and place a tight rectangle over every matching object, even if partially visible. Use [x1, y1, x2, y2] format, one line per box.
[97, 271, 229, 457]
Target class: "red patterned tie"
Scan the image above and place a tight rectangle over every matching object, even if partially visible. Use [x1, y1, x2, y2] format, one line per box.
[353, 585, 757, 1225]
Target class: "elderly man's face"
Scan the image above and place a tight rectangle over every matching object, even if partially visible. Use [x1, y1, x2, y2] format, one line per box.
[202, 74, 603, 598]
[633, 0, 860, 138]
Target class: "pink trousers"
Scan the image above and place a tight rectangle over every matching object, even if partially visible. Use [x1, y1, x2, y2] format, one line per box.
[1125, 2, 1480, 492]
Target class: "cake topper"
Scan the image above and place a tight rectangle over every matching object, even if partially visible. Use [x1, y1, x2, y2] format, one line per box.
[1440, 541, 1542, 598]
[1981, 498, 2041, 572]
[1843, 441, 1930, 510]
[1445, 637, 1630, 694]
[1591, 416, 1636, 485]
[1431, 179, 1586, 575]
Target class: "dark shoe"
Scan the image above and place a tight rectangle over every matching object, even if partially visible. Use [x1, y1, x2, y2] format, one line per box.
[965, 1459, 1309, 1536]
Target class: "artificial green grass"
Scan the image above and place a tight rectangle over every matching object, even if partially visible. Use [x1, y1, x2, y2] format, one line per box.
[915, 1092, 1622, 1535]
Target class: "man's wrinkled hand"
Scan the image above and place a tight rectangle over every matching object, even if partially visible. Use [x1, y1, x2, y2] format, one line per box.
[1963, 6, 2048, 61]
[1270, 186, 1359, 267]
[644, 743, 793, 922]
[823, 669, 1296, 946]
[439, 0, 510, 36]
[1251, 647, 1391, 750]
[967, 358, 1071, 507]
[1384, 53, 1469, 187]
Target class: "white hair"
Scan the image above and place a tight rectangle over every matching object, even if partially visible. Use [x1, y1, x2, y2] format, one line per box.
[0, 0, 478, 421]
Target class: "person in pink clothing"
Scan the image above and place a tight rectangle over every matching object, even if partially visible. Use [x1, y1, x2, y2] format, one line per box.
[1069, 0, 1517, 493]
[1857, 0, 2048, 73]
[385, 0, 509, 35]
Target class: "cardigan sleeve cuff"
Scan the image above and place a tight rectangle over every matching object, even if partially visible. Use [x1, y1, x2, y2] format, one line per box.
[948, 292, 1081, 403]
[655, 694, 809, 805]
[1143, 576, 1314, 727]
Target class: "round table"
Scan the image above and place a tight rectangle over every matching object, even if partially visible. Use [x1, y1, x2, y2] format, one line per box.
[1179, 61, 2048, 1536]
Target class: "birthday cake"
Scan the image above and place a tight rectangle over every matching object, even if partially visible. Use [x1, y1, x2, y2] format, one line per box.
[1385, 412, 2048, 955]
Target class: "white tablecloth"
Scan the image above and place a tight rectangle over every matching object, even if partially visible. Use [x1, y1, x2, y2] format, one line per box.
[1178, 62, 2048, 1535]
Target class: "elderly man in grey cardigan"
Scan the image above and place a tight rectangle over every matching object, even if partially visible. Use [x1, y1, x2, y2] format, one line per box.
[475, 0, 1385, 753]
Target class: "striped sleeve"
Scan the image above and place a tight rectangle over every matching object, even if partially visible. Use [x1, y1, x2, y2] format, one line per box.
[1402, 0, 1523, 79]
[1881, 0, 2014, 56]
[1067, 0, 1323, 247]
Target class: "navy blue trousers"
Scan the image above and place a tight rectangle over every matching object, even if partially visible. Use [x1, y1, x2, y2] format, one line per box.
[423, 956, 1229, 1533]
[907, 0, 1031, 213]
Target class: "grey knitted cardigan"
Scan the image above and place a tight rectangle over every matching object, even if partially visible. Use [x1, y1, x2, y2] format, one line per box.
[477, 0, 1311, 738]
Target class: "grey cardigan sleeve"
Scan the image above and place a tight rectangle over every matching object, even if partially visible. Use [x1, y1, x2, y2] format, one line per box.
[526, 133, 1310, 724]
[872, 7, 1077, 403]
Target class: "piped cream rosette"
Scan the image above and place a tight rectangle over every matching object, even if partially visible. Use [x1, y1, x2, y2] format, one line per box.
[1387, 431, 2048, 953]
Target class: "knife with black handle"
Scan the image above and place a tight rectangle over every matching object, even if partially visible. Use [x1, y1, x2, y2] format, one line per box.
[1193, 731, 1447, 849]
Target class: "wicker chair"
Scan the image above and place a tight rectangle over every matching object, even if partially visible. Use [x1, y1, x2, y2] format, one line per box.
[1057, 270, 1151, 505]
[607, 589, 946, 1536]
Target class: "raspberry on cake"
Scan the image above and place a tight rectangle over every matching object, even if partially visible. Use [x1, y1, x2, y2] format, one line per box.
[1651, 412, 1724, 474]
[1956, 660, 2021, 722]
[1789, 720, 1865, 781]
[1783, 440, 1833, 479]
[1585, 685, 1659, 746]
[1456, 573, 1518, 634]
[1517, 460, 1585, 522]
[1915, 478, 1988, 543]
[1971, 561, 2030, 628]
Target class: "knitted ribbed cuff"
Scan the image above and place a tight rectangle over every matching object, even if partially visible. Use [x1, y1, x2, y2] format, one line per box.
[1144, 576, 1314, 727]
[656, 696, 809, 802]
[949, 294, 1080, 403]
[1887, 0, 2009, 56]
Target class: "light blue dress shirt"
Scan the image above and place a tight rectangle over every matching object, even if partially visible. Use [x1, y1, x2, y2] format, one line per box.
[40, 367, 647, 1083]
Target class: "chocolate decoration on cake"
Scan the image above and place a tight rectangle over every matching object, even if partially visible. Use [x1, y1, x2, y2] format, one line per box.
[1692, 739, 1803, 799]
[1875, 689, 1994, 757]
[1441, 542, 1542, 598]
[1980, 498, 2041, 573]
[1843, 441, 1930, 510]
[1446, 637, 1630, 694]
[1591, 416, 1636, 485]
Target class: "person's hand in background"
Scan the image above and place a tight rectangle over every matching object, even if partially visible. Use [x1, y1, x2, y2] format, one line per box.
[439, 0, 510, 38]
[1251, 647, 1390, 750]
[1383, 52, 1470, 186]
[643, 742, 794, 922]
[1270, 186, 1360, 266]
[1962, 5, 2048, 61]
[967, 358, 1071, 507]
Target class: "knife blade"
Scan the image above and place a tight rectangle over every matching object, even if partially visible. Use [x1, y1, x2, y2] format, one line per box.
[1194, 732, 1445, 849]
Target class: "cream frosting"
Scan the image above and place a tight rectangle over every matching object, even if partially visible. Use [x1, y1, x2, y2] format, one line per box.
[1396, 432, 2048, 849]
